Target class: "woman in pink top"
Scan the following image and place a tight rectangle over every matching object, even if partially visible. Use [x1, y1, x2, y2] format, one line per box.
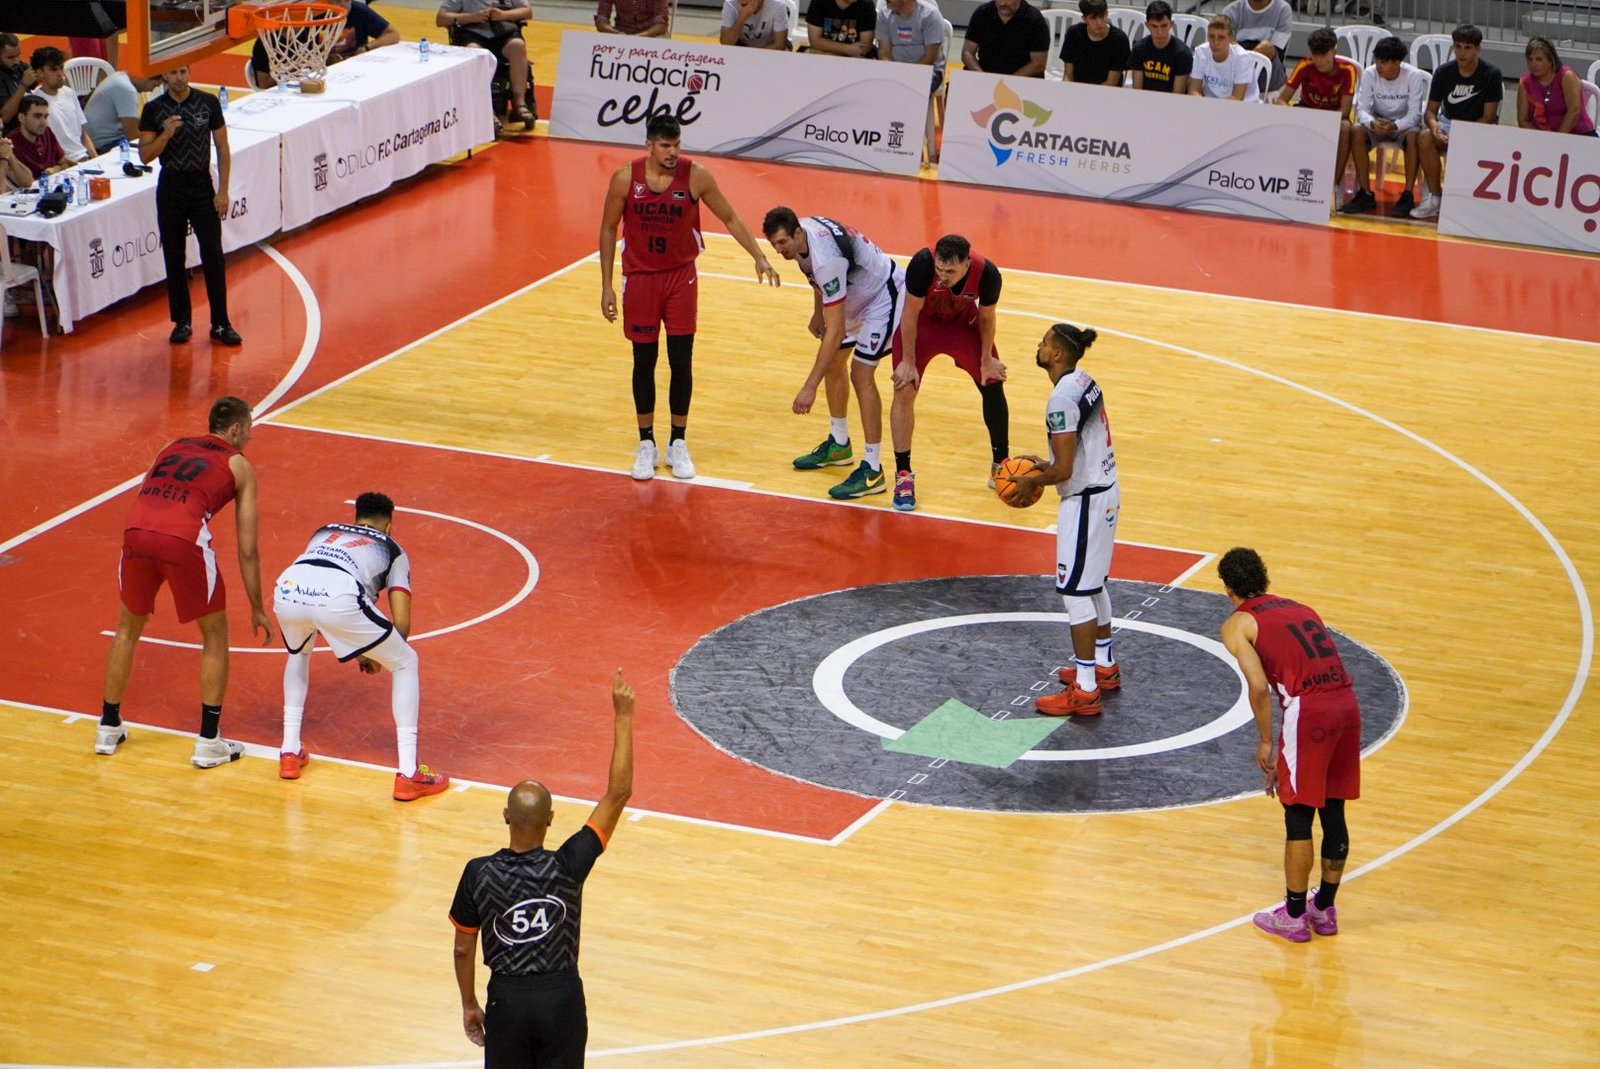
[1517, 37, 1597, 135]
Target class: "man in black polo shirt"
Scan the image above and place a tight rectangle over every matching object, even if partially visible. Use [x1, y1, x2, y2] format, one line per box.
[450, 671, 636, 1069]
[961, 0, 1050, 76]
[139, 66, 241, 346]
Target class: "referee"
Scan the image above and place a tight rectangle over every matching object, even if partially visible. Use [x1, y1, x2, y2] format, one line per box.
[139, 65, 241, 347]
[450, 670, 635, 1067]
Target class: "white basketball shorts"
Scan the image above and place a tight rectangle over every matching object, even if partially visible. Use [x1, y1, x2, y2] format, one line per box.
[274, 562, 395, 662]
[1055, 483, 1121, 596]
[844, 265, 907, 364]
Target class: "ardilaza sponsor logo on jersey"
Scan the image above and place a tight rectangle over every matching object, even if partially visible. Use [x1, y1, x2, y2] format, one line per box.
[586, 42, 726, 129]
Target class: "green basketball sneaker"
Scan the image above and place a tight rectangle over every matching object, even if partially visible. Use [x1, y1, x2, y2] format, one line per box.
[828, 462, 887, 499]
[793, 436, 853, 470]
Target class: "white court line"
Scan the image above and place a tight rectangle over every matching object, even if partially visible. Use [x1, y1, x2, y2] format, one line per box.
[1, 698, 848, 846]
[103, 502, 542, 654]
[0, 241, 321, 557]
[1164, 552, 1216, 590]
[696, 233, 1600, 349]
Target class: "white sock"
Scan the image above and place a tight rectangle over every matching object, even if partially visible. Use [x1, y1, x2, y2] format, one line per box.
[864, 443, 881, 470]
[831, 418, 849, 446]
[282, 651, 311, 753]
[1075, 658, 1099, 693]
[391, 654, 420, 778]
[1096, 638, 1115, 668]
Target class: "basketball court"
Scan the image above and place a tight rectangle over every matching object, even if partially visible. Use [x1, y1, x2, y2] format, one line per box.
[1, 9, 1598, 1066]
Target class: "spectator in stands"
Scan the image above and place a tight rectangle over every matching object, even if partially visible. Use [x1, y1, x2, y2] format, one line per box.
[877, 0, 946, 91]
[251, 0, 400, 88]
[1060, 0, 1130, 86]
[961, 0, 1051, 77]
[1276, 28, 1358, 206]
[1220, 0, 1291, 90]
[84, 72, 161, 156]
[1518, 37, 1597, 136]
[1130, 1, 1192, 93]
[594, 0, 671, 37]
[28, 48, 95, 165]
[438, 0, 535, 130]
[1410, 23, 1501, 219]
[720, 0, 791, 48]
[0, 33, 37, 131]
[1344, 34, 1427, 215]
[806, 0, 877, 56]
[6, 95, 67, 179]
[1188, 15, 1259, 102]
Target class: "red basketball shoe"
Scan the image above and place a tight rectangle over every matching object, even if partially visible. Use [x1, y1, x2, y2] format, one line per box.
[1035, 682, 1103, 717]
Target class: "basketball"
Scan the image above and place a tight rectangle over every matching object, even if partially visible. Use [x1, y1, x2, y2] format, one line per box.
[993, 458, 1043, 508]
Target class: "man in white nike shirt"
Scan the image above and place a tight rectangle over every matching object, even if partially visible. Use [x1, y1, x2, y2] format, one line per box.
[1411, 23, 1502, 219]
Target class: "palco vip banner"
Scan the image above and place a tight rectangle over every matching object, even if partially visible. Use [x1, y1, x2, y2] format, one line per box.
[939, 74, 1341, 225]
[549, 32, 929, 176]
[1438, 121, 1600, 255]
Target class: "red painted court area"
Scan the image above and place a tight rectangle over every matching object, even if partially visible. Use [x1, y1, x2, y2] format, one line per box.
[0, 426, 1198, 837]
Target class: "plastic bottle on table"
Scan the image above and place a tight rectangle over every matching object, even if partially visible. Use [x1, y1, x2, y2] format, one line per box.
[219, 85, 229, 110]
[77, 175, 90, 204]
[419, 37, 430, 62]
[119, 137, 131, 168]
[61, 177, 73, 204]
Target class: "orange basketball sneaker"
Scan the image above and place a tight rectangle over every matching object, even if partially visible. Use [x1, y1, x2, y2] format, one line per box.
[1057, 663, 1122, 691]
[278, 748, 310, 780]
[1035, 682, 1103, 717]
[394, 764, 451, 801]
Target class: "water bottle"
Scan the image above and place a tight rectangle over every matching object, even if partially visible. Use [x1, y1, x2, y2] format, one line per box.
[61, 177, 73, 204]
[218, 85, 229, 110]
[77, 174, 90, 205]
[419, 37, 430, 62]
[119, 137, 131, 168]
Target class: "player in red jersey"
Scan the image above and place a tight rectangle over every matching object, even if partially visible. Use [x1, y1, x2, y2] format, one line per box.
[1219, 547, 1361, 943]
[598, 114, 779, 483]
[95, 396, 273, 768]
[888, 234, 1009, 512]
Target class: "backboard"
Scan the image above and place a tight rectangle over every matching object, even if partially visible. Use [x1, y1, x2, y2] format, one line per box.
[126, 0, 246, 76]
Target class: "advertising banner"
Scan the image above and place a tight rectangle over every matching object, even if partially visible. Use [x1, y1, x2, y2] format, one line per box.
[1438, 121, 1600, 255]
[939, 74, 1341, 225]
[225, 89, 363, 230]
[549, 31, 929, 176]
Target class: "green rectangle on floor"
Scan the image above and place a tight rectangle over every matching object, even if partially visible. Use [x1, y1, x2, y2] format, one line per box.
[882, 699, 1062, 768]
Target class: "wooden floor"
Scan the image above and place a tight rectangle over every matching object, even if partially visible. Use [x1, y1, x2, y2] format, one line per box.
[3, 14, 1599, 1069]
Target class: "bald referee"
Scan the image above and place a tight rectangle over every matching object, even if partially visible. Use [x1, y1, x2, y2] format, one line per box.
[450, 670, 636, 1067]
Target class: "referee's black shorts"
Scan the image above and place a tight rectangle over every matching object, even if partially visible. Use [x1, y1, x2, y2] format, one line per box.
[485, 971, 587, 1069]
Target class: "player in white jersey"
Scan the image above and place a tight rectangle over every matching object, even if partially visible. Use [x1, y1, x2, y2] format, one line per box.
[271, 492, 451, 802]
[1009, 324, 1122, 718]
[761, 206, 907, 500]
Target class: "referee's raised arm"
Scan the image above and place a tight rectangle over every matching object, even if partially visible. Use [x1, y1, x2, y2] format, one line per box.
[587, 670, 635, 843]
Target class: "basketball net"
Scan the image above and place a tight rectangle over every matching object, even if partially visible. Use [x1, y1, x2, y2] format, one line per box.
[253, 2, 346, 94]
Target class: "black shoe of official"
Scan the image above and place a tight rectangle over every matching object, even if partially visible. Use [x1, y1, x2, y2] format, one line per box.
[210, 324, 243, 346]
[1337, 190, 1377, 215]
[170, 323, 192, 343]
[1392, 190, 1416, 216]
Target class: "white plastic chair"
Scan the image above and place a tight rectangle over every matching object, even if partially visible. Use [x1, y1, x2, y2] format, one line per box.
[927, 18, 955, 165]
[1588, 57, 1600, 87]
[64, 56, 115, 100]
[1410, 33, 1451, 73]
[1335, 25, 1386, 69]
[1241, 48, 1271, 101]
[1108, 7, 1145, 43]
[1, 226, 50, 346]
[1584, 80, 1600, 130]
[784, 0, 805, 50]
[244, 57, 261, 91]
[1172, 13, 1207, 49]
[1043, 9, 1080, 79]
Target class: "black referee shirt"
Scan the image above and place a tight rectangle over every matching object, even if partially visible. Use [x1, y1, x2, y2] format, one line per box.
[139, 88, 224, 175]
[450, 825, 606, 976]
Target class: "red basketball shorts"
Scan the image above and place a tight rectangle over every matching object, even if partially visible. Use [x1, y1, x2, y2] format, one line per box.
[622, 264, 698, 343]
[119, 527, 225, 623]
[891, 314, 999, 385]
[1276, 688, 1362, 807]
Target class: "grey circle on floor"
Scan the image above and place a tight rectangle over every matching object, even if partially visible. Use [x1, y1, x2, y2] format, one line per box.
[671, 576, 1405, 813]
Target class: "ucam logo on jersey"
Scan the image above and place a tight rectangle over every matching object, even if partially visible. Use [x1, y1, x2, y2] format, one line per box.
[1439, 121, 1600, 254]
[494, 897, 568, 944]
[940, 74, 1341, 226]
[550, 32, 928, 175]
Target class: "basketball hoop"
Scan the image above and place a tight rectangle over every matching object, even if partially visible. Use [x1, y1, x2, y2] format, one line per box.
[249, 1, 346, 94]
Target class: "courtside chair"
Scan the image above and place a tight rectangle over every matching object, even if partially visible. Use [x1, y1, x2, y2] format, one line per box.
[1588, 57, 1600, 86]
[1172, 13, 1207, 48]
[244, 58, 261, 91]
[1, 227, 51, 347]
[1043, 8, 1080, 79]
[1242, 48, 1271, 101]
[784, 0, 806, 50]
[926, 17, 955, 165]
[1409, 33, 1450, 72]
[1583, 80, 1600, 130]
[1335, 24, 1386, 68]
[1108, 7, 1146, 43]
[64, 56, 115, 101]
